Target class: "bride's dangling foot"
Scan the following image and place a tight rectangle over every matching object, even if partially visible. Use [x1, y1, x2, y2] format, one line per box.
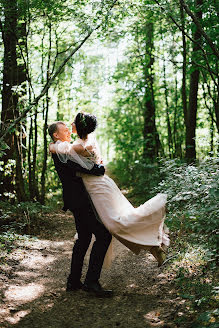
[160, 243, 168, 254]
[156, 247, 166, 267]
[150, 246, 166, 267]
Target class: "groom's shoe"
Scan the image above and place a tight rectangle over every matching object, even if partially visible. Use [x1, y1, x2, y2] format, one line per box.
[66, 280, 83, 292]
[83, 281, 113, 298]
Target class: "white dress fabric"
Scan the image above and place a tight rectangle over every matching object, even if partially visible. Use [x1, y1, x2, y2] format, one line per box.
[55, 137, 170, 257]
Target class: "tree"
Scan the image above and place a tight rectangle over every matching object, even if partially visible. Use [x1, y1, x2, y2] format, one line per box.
[185, 0, 203, 161]
[0, 0, 27, 200]
[142, 19, 160, 160]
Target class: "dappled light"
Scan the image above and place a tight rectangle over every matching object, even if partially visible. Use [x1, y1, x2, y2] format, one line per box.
[0, 0, 218, 327]
[0, 212, 186, 328]
[0, 220, 80, 327]
[2, 309, 31, 326]
[20, 254, 55, 270]
[4, 283, 45, 303]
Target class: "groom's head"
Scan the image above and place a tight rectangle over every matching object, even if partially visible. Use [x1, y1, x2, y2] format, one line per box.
[48, 121, 71, 142]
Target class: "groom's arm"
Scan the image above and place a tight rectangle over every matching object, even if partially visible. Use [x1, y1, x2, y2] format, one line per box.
[66, 159, 105, 176]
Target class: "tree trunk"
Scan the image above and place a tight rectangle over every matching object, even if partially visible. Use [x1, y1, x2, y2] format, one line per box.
[185, 0, 202, 161]
[173, 75, 182, 157]
[142, 21, 160, 161]
[33, 108, 40, 201]
[215, 68, 219, 134]
[0, 0, 27, 200]
[210, 114, 214, 156]
[14, 133, 27, 201]
[41, 22, 52, 204]
[28, 117, 34, 198]
[163, 58, 173, 157]
[180, 1, 188, 134]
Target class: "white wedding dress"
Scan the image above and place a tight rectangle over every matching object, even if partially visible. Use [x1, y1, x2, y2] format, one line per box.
[55, 135, 169, 260]
[54, 137, 170, 259]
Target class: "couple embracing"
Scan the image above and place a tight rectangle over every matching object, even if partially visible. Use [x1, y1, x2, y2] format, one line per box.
[48, 112, 169, 298]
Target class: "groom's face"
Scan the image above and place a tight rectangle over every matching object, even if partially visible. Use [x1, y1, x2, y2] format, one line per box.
[54, 123, 71, 142]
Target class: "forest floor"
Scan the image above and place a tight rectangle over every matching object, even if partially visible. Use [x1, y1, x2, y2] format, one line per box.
[0, 210, 191, 328]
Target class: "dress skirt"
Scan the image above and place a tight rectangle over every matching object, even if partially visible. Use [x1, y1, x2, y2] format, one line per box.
[81, 174, 170, 256]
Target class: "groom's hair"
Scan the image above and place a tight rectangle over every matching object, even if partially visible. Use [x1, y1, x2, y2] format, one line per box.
[48, 121, 65, 141]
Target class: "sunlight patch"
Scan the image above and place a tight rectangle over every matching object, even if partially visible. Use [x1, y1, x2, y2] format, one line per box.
[20, 254, 55, 269]
[15, 270, 39, 279]
[144, 310, 164, 326]
[4, 283, 45, 303]
[173, 245, 211, 275]
[6, 309, 31, 325]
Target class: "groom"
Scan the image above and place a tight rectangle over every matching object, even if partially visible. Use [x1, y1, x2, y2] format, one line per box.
[48, 121, 113, 297]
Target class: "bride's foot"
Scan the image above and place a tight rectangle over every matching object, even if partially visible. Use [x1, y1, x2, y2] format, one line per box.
[160, 243, 168, 253]
[150, 246, 166, 267]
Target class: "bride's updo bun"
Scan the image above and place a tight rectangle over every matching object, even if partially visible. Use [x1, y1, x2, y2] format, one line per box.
[74, 112, 97, 139]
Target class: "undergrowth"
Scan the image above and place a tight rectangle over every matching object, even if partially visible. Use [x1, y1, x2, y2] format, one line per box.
[0, 200, 58, 265]
[109, 156, 219, 327]
[0, 201, 54, 234]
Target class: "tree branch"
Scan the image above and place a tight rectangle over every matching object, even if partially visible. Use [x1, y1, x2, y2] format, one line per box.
[180, 0, 219, 59]
[152, 0, 218, 86]
[0, 0, 118, 143]
[0, 29, 93, 142]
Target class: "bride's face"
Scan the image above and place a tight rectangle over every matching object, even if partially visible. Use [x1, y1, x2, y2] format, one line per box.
[54, 124, 71, 142]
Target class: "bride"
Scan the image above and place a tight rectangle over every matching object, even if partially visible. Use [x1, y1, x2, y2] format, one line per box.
[49, 112, 170, 266]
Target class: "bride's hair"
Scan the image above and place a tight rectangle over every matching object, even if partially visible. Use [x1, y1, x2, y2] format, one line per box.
[74, 112, 97, 139]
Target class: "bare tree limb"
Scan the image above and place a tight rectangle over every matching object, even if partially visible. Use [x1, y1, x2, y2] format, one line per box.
[0, 29, 93, 142]
[152, 0, 218, 86]
[180, 0, 219, 59]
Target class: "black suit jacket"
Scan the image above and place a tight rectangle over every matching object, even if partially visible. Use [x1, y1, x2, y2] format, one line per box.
[52, 153, 105, 211]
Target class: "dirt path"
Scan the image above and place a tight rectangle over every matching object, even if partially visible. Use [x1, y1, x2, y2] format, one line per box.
[0, 211, 186, 328]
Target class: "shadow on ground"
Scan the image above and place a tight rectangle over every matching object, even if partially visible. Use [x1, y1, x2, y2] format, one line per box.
[0, 212, 186, 328]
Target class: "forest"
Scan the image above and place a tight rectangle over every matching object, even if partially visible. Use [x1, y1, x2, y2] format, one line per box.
[0, 0, 218, 327]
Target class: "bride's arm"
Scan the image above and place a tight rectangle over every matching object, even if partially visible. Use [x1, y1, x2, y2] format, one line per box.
[49, 142, 105, 176]
[73, 144, 94, 157]
[49, 142, 92, 158]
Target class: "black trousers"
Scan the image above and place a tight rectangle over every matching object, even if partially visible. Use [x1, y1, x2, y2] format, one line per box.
[68, 202, 112, 284]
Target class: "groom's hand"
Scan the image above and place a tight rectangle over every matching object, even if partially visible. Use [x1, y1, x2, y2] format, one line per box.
[63, 157, 105, 176]
[91, 164, 105, 176]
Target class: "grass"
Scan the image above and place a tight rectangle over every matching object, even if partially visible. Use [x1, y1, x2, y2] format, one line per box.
[164, 237, 219, 327]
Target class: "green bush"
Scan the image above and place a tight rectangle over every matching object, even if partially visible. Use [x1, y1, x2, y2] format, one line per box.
[154, 157, 219, 251]
[108, 159, 161, 204]
[0, 200, 54, 234]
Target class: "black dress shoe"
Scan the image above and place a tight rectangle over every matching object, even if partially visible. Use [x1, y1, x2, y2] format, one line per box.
[82, 281, 113, 298]
[66, 280, 83, 292]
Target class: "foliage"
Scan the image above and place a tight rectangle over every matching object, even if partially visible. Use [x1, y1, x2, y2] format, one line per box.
[110, 156, 219, 327]
[0, 1, 218, 325]
[155, 157, 219, 251]
[163, 239, 219, 327]
[108, 160, 161, 205]
[0, 231, 37, 262]
[0, 200, 56, 234]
